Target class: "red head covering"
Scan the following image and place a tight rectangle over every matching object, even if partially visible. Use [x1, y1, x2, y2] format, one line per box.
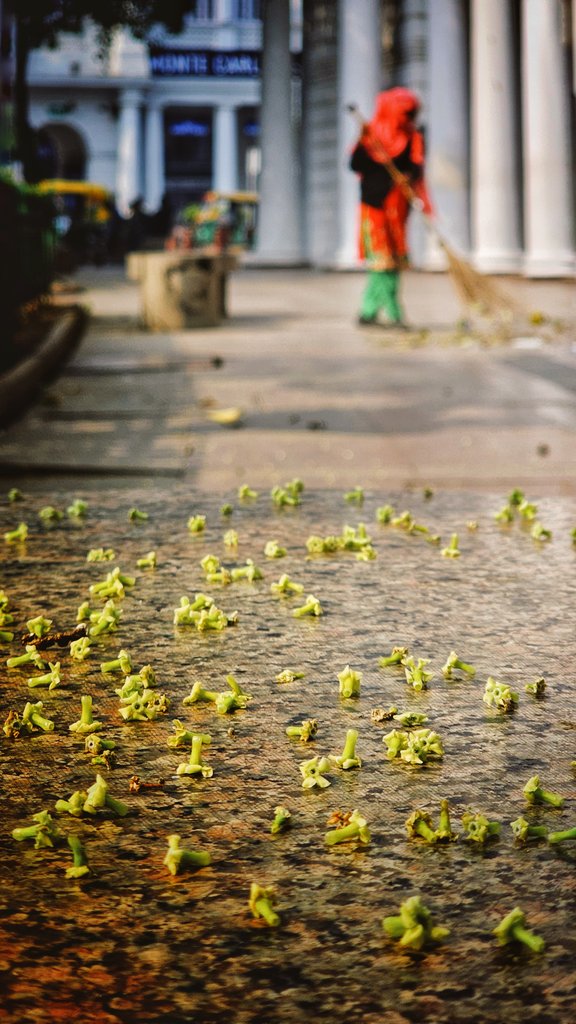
[364, 87, 424, 162]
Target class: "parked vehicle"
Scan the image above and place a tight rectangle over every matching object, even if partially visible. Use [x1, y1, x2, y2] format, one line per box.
[167, 191, 258, 252]
[37, 179, 113, 268]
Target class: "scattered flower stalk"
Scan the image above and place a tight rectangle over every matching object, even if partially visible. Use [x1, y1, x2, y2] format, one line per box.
[493, 908, 545, 953]
[523, 775, 564, 808]
[441, 651, 476, 680]
[128, 508, 148, 521]
[69, 695, 102, 735]
[337, 665, 361, 699]
[392, 711, 428, 727]
[6, 647, 44, 671]
[55, 789, 87, 816]
[375, 505, 395, 524]
[22, 701, 54, 733]
[271, 806, 291, 834]
[293, 594, 323, 618]
[382, 896, 450, 951]
[270, 484, 299, 507]
[402, 656, 433, 691]
[344, 486, 364, 504]
[405, 809, 438, 844]
[27, 661, 61, 690]
[85, 734, 116, 755]
[334, 729, 362, 769]
[271, 574, 304, 596]
[238, 485, 258, 500]
[436, 799, 457, 842]
[66, 835, 90, 878]
[525, 677, 546, 696]
[70, 636, 92, 661]
[300, 755, 332, 789]
[167, 719, 195, 749]
[461, 810, 500, 843]
[276, 668, 305, 684]
[26, 615, 53, 638]
[518, 499, 538, 521]
[176, 733, 213, 777]
[101, 650, 133, 675]
[87, 547, 115, 562]
[379, 646, 409, 667]
[495, 504, 515, 524]
[547, 826, 576, 844]
[187, 514, 206, 533]
[223, 529, 238, 547]
[67, 499, 88, 519]
[249, 883, 280, 926]
[90, 566, 135, 601]
[230, 559, 262, 582]
[356, 541, 377, 559]
[0, 629, 14, 642]
[441, 533, 461, 558]
[220, 503, 233, 517]
[163, 834, 211, 874]
[510, 817, 548, 843]
[286, 719, 317, 742]
[531, 521, 552, 541]
[137, 551, 157, 569]
[264, 540, 287, 558]
[39, 506, 64, 522]
[89, 599, 122, 637]
[325, 809, 370, 846]
[383, 728, 444, 766]
[12, 810, 62, 848]
[483, 677, 518, 712]
[174, 595, 237, 631]
[4, 522, 28, 543]
[8, 488, 23, 501]
[84, 774, 128, 816]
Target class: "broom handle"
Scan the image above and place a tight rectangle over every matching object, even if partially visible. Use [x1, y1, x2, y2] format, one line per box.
[347, 104, 430, 218]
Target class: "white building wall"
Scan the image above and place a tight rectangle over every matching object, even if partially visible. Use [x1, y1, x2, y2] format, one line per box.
[29, 92, 119, 192]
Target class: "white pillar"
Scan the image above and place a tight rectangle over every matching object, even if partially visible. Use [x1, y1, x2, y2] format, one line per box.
[336, 0, 382, 267]
[213, 104, 238, 193]
[144, 97, 164, 215]
[470, 0, 522, 272]
[427, 0, 469, 262]
[522, 0, 575, 277]
[116, 88, 143, 216]
[255, 0, 301, 263]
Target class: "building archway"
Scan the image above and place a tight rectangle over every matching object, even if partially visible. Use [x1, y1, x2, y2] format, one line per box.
[36, 122, 87, 180]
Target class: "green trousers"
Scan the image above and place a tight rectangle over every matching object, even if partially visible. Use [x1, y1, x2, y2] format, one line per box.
[360, 270, 403, 323]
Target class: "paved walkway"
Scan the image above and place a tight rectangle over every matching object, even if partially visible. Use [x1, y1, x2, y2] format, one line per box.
[1, 263, 576, 497]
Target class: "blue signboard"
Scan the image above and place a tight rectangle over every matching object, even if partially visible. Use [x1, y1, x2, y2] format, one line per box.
[150, 48, 261, 78]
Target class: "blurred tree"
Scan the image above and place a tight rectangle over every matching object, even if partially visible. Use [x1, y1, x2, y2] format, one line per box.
[6, 0, 193, 180]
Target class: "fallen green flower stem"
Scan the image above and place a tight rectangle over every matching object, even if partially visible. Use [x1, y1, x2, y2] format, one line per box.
[4, 523, 28, 543]
[285, 719, 318, 742]
[510, 817, 548, 843]
[69, 695, 102, 735]
[176, 733, 213, 777]
[271, 806, 291, 834]
[378, 646, 409, 667]
[334, 728, 362, 769]
[382, 896, 449, 951]
[293, 594, 323, 618]
[547, 827, 576, 844]
[66, 835, 90, 878]
[22, 701, 54, 733]
[493, 908, 545, 952]
[248, 883, 280, 926]
[338, 665, 361, 699]
[12, 810, 62, 849]
[441, 651, 476, 679]
[523, 775, 564, 808]
[325, 809, 370, 846]
[163, 834, 211, 874]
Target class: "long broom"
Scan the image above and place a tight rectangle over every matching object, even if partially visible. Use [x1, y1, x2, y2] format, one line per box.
[347, 104, 517, 322]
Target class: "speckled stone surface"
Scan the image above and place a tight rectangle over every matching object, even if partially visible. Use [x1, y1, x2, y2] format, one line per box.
[0, 487, 575, 1024]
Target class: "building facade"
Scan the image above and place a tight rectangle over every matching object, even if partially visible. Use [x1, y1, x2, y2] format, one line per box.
[24, 0, 576, 276]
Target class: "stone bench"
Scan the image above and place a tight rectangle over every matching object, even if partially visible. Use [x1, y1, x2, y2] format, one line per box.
[126, 250, 237, 330]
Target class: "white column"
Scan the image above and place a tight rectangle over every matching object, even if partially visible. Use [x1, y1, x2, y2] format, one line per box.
[335, 0, 382, 267]
[427, 0, 469, 262]
[116, 88, 143, 216]
[522, 0, 574, 277]
[470, 0, 522, 272]
[144, 97, 164, 215]
[213, 104, 238, 193]
[255, 0, 301, 263]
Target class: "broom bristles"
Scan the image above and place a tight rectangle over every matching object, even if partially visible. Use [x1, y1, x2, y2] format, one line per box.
[439, 236, 517, 321]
